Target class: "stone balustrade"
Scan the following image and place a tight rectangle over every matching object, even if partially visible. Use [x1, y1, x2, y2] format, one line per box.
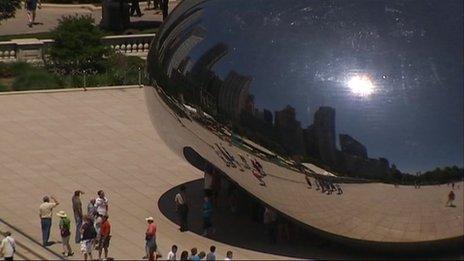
[0, 33, 155, 63]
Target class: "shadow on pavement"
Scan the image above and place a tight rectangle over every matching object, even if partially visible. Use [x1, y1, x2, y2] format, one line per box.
[158, 178, 366, 259]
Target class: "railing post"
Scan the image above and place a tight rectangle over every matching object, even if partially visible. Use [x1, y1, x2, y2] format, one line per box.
[138, 67, 142, 87]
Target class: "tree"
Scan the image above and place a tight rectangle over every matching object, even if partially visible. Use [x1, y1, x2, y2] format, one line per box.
[0, 0, 21, 21]
[48, 15, 109, 74]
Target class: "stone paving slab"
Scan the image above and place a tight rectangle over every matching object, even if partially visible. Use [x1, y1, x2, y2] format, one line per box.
[0, 88, 286, 260]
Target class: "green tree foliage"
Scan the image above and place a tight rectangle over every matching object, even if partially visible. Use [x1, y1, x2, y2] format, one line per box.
[0, 0, 21, 21]
[48, 15, 109, 74]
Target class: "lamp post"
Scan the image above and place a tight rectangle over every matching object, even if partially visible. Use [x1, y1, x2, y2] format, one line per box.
[83, 69, 87, 91]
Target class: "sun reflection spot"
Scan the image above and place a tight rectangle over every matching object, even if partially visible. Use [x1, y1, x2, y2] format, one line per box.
[347, 74, 375, 97]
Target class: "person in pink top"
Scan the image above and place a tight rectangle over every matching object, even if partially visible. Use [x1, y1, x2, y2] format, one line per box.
[145, 217, 157, 261]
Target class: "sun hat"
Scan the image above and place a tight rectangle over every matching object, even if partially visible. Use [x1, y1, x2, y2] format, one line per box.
[56, 210, 67, 218]
[145, 216, 154, 221]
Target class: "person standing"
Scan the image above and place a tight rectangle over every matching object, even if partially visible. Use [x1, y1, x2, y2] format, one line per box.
[206, 245, 216, 260]
[130, 0, 143, 17]
[95, 190, 109, 234]
[95, 190, 109, 217]
[166, 245, 177, 260]
[97, 215, 111, 260]
[57, 211, 73, 257]
[175, 185, 189, 232]
[224, 251, 233, 261]
[189, 248, 199, 261]
[202, 196, 213, 236]
[0, 231, 15, 261]
[25, 0, 41, 27]
[39, 195, 59, 246]
[145, 217, 157, 261]
[87, 198, 97, 224]
[72, 190, 84, 243]
[80, 215, 97, 261]
[180, 250, 188, 261]
[160, 0, 169, 20]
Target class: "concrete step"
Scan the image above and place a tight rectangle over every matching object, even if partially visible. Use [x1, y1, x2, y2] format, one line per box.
[0, 219, 63, 260]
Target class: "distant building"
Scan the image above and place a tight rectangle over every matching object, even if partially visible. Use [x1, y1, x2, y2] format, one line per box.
[339, 134, 367, 159]
[313, 106, 337, 165]
[263, 109, 273, 125]
[275, 105, 304, 156]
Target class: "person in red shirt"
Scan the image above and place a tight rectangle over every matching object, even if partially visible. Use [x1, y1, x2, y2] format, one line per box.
[145, 217, 157, 261]
[97, 215, 111, 260]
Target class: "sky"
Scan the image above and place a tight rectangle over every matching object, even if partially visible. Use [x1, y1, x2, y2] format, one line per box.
[164, 0, 463, 173]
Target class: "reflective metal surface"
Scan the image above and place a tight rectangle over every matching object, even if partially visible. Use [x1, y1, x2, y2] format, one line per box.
[145, 0, 463, 244]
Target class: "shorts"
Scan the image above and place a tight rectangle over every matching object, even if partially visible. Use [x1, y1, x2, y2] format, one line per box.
[145, 237, 157, 252]
[80, 239, 93, 254]
[97, 235, 111, 249]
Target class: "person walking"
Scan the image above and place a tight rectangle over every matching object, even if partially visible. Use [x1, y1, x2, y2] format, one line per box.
[39, 195, 59, 246]
[446, 190, 455, 207]
[97, 215, 111, 260]
[80, 215, 97, 261]
[202, 196, 213, 236]
[145, 217, 157, 261]
[72, 190, 84, 243]
[130, 0, 143, 17]
[0, 232, 15, 261]
[57, 211, 73, 257]
[175, 185, 189, 232]
[25, 0, 41, 27]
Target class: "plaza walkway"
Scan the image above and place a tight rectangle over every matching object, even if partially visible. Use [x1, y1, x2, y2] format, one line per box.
[0, 2, 177, 36]
[0, 87, 285, 260]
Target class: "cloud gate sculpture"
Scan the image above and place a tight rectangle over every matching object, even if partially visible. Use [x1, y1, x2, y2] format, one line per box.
[145, 0, 463, 249]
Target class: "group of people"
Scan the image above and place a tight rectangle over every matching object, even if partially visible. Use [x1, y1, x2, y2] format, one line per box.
[305, 175, 343, 195]
[174, 185, 215, 237]
[130, 0, 169, 19]
[38, 190, 111, 260]
[165, 244, 233, 260]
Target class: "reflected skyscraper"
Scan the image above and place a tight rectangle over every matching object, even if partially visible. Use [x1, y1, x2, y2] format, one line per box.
[218, 71, 253, 118]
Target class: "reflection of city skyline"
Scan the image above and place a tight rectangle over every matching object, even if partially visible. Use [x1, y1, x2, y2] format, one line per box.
[157, 8, 462, 175]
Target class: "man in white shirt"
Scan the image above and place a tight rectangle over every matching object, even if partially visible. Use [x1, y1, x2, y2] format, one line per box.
[0, 231, 16, 261]
[174, 185, 189, 232]
[166, 244, 177, 260]
[95, 190, 109, 216]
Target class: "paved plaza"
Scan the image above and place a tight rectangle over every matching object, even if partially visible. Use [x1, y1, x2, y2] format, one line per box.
[0, 2, 176, 36]
[0, 87, 285, 260]
[0, 87, 462, 260]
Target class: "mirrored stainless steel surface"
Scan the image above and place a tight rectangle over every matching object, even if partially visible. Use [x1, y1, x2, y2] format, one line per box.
[145, 0, 463, 244]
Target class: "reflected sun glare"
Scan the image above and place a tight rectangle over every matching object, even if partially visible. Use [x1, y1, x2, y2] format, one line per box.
[347, 75, 375, 97]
